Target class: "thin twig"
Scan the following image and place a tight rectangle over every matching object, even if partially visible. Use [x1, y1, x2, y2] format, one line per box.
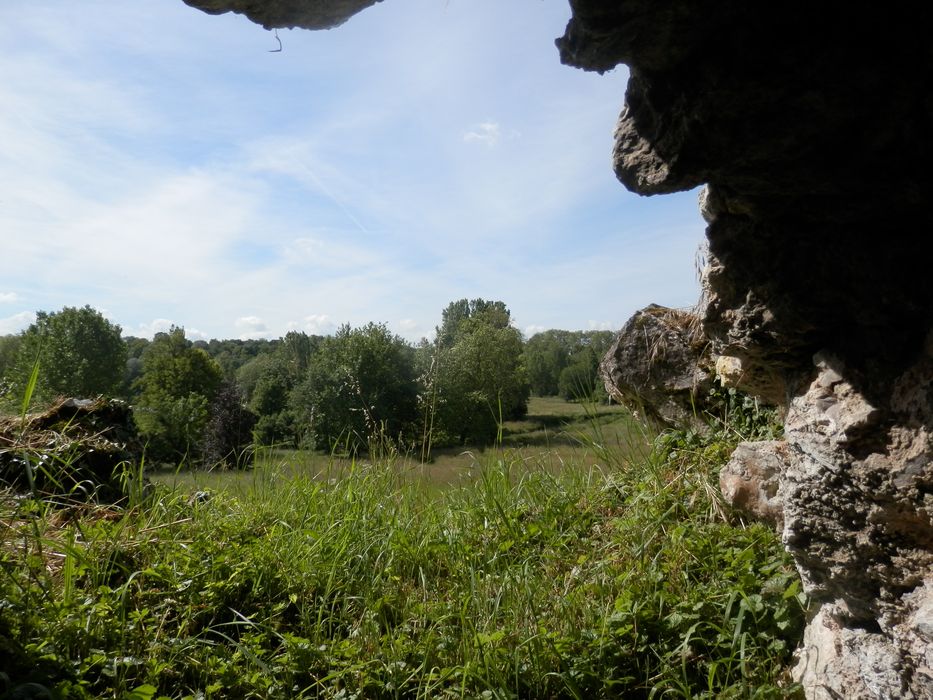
[269, 28, 283, 53]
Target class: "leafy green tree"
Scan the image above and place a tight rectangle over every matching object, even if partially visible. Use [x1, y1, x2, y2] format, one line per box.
[11, 305, 126, 405]
[134, 327, 223, 464]
[0, 334, 22, 404]
[291, 323, 418, 453]
[198, 337, 279, 378]
[524, 331, 572, 396]
[249, 358, 296, 446]
[234, 332, 320, 447]
[558, 347, 602, 401]
[437, 298, 511, 349]
[122, 336, 150, 399]
[428, 300, 529, 446]
[523, 329, 615, 398]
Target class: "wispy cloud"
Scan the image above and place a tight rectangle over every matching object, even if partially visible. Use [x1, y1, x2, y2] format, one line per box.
[587, 321, 616, 332]
[235, 316, 272, 340]
[0, 0, 706, 342]
[288, 314, 338, 335]
[523, 325, 546, 338]
[0, 311, 35, 335]
[463, 121, 503, 147]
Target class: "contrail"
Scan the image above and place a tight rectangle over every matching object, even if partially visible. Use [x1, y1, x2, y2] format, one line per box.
[294, 161, 371, 237]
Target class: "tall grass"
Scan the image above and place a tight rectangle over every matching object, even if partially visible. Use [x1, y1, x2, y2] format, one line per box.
[0, 409, 804, 699]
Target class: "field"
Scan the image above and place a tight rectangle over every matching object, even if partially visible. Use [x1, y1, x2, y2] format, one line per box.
[151, 398, 639, 493]
[0, 398, 806, 699]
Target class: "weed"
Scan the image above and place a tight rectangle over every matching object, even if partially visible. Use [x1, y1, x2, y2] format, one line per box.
[0, 400, 804, 698]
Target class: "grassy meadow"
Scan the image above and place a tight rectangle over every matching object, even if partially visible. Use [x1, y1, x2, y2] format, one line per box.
[0, 398, 806, 699]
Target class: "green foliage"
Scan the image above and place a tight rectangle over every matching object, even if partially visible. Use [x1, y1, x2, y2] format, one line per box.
[8, 306, 126, 407]
[291, 323, 419, 453]
[0, 334, 22, 402]
[524, 329, 614, 398]
[437, 298, 511, 349]
[0, 416, 806, 698]
[557, 346, 606, 402]
[427, 300, 530, 446]
[704, 379, 783, 442]
[134, 327, 223, 464]
[247, 358, 295, 446]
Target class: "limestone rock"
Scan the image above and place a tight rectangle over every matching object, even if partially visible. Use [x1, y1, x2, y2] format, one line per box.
[599, 304, 711, 428]
[182, 0, 381, 30]
[558, 4, 933, 695]
[794, 604, 916, 700]
[719, 440, 785, 528]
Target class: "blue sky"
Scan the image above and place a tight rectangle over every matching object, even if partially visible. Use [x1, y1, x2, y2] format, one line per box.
[0, 0, 705, 342]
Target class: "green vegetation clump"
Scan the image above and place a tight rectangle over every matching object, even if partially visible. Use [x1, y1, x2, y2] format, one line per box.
[0, 404, 805, 699]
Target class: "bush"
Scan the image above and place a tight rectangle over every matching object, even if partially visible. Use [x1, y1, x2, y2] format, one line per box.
[200, 380, 257, 469]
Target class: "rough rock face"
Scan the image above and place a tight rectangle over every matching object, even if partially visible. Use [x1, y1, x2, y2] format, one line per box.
[557, 2, 933, 697]
[182, 0, 381, 30]
[177, 0, 933, 695]
[719, 440, 785, 529]
[599, 304, 712, 428]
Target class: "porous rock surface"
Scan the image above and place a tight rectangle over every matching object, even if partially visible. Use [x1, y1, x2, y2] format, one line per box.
[178, 0, 933, 696]
[182, 0, 381, 30]
[599, 304, 711, 429]
[719, 440, 785, 529]
[557, 2, 933, 697]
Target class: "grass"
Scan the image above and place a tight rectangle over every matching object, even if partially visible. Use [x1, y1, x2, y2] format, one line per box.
[151, 398, 642, 494]
[0, 399, 805, 699]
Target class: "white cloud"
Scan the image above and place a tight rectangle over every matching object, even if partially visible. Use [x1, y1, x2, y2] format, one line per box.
[130, 319, 174, 339]
[0, 311, 35, 335]
[523, 325, 546, 338]
[288, 314, 338, 335]
[587, 320, 617, 332]
[0, 293, 20, 304]
[398, 318, 418, 331]
[463, 121, 502, 147]
[128, 319, 210, 340]
[234, 316, 272, 340]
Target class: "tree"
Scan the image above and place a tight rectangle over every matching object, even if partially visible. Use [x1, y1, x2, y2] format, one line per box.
[437, 298, 511, 349]
[233, 332, 321, 447]
[200, 379, 257, 469]
[248, 358, 295, 446]
[291, 323, 418, 453]
[0, 334, 22, 404]
[558, 347, 601, 401]
[523, 329, 615, 398]
[428, 300, 529, 446]
[11, 306, 127, 405]
[134, 327, 223, 464]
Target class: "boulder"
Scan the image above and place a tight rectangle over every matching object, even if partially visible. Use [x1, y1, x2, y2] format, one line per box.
[0, 398, 144, 503]
[599, 304, 712, 429]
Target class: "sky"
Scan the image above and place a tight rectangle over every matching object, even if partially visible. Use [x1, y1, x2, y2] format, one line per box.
[0, 0, 706, 343]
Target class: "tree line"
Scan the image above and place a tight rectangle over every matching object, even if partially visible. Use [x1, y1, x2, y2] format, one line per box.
[0, 303, 614, 468]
